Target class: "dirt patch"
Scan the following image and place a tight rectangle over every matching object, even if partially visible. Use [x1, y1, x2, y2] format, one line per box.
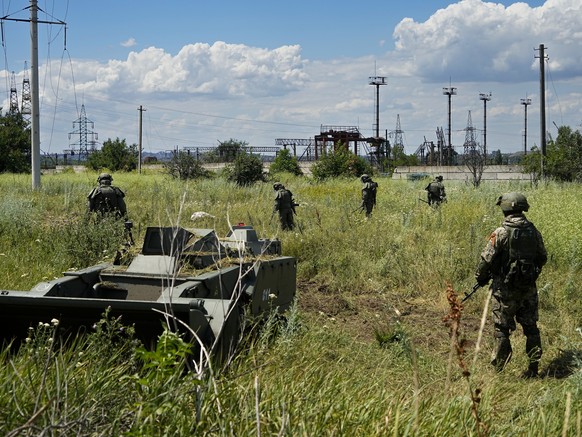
[297, 278, 491, 353]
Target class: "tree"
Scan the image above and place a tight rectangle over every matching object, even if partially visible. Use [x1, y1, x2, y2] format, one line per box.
[311, 144, 372, 181]
[521, 146, 543, 182]
[391, 145, 419, 169]
[225, 152, 266, 186]
[0, 110, 31, 173]
[203, 138, 247, 163]
[269, 148, 303, 176]
[464, 144, 486, 188]
[165, 150, 209, 180]
[522, 126, 582, 182]
[86, 138, 138, 172]
[545, 126, 582, 181]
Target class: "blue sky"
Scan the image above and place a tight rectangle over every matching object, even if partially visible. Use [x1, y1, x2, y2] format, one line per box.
[0, 0, 577, 157]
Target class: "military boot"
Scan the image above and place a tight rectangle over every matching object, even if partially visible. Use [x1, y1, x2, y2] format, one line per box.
[491, 336, 512, 372]
[522, 334, 542, 378]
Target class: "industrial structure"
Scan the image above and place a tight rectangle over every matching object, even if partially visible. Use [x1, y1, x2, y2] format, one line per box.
[7, 63, 32, 123]
[414, 126, 456, 166]
[66, 104, 99, 161]
[462, 110, 479, 156]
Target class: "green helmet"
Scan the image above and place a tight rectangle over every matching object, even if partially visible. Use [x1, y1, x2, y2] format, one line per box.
[98, 173, 112, 183]
[496, 192, 529, 213]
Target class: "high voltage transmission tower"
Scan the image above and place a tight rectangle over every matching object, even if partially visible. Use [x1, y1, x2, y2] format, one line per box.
[463, 110, 478, 155]
[8, 65, 32, 123]
[21, 62, 31, 124]
[68, 104, 99, 161]
[389, 114, 404, 156]
[9, 71, 19, 114]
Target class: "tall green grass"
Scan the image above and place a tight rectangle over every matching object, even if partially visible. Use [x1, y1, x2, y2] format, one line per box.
[0, 171, 581, 435]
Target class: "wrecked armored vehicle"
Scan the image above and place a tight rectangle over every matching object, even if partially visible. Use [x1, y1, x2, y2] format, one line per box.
[0, 224, 296, 361]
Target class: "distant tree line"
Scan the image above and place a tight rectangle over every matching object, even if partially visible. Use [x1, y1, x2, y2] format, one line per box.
[8, 108, 579, 185]
[522, 125, 582, 182]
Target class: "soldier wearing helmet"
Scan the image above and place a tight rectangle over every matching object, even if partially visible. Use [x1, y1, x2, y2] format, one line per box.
[87, 173, 127, 218]
[360, 174, 378, 218]
[425, 175, 446, 206]
[273, 182, 296, 230]
[474, 192, 547, 378]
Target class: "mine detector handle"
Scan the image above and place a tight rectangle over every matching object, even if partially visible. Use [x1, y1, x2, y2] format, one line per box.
[462, 283, 482, 303]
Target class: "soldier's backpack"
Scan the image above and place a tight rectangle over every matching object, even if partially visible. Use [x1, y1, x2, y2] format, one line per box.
[94, 185, 120, 214]
[503, 224, 540, 288]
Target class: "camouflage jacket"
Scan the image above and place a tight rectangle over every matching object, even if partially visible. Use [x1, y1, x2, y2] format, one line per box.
[274, 188, 294, 212]
[362, 181, 378, 205]
[426, 181, 446, 199]
[475, 214, 547, 287]
[87, 183, 127, 217]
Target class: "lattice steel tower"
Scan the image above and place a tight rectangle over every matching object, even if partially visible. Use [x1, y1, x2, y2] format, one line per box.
[9, 71, 19, 114]
[21, 62, 32, 123]
[463, 110, 478, 155]
[68, 104, 99, 160]
[390, 114, 405, 156]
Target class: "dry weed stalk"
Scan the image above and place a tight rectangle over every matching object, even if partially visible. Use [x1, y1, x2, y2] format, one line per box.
[443, 282, 488, 437]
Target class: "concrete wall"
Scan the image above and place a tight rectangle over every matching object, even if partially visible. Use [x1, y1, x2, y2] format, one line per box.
[392, 165, 531, 182]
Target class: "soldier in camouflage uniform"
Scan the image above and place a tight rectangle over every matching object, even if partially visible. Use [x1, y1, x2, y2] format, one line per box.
[87, 173, 127, 219]
[360, 174, 378, 218]
[273, 183, 295, 231]
[425, 175, 446, 206]
[475, 192, 547, 377]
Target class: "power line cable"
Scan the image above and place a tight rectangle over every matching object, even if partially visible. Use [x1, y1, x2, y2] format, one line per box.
[545, 56, 563, 126]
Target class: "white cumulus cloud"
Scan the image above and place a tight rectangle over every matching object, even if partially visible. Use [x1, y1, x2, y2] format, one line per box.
[121, 38, 137, 48]
[74, 42, 308, 99]
[392, 0, 582, 83]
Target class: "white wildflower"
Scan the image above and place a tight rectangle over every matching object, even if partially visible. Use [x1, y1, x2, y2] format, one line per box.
[51, 318, 59, 326]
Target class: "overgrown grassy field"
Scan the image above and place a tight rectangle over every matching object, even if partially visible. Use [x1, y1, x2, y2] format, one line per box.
[1, 170, 581, 436]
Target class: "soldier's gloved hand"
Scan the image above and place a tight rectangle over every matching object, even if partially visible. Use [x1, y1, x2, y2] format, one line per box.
[476, 277, 490, 287]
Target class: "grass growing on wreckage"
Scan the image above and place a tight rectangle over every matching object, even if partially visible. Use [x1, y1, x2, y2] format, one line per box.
[0, 171, 581, 435]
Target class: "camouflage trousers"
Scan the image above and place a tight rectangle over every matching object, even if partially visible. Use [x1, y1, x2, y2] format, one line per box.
[362, 201, 374, 217]
[278, 209, 294, 231]
[490, 283, 541, 372]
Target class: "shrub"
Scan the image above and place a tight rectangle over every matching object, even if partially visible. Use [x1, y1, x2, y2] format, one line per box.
[165, 150, 209, 180]
[86, 138, 138, 172]
[225, 152, 266, 186]
[269, 148, 303, 176]
[311, 145, 372, 180]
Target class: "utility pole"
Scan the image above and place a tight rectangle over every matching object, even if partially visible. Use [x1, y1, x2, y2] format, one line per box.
[521, 97, 531, 155]
[30, 0, 40, 189]
[535, 44, 547, 165]
[443, 85, 457, 165]
[137, 105, 146, 174]
[479, 92, 491, 161]
[2, 0, 66, 189]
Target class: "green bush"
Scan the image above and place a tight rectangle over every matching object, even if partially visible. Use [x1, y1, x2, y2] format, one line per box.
[225, 152, 266, 186]
[164, 150, 210, 180]
[269, 148, 303, 176]
[311, 145, 372, 180]
[86, 138, 138, 172]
